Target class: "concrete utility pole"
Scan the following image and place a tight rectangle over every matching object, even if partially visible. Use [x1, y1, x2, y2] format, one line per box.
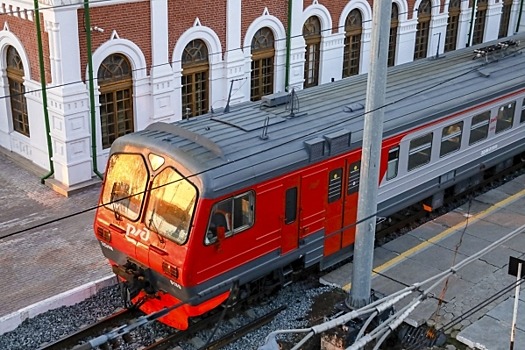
[348, 0, 392, 308]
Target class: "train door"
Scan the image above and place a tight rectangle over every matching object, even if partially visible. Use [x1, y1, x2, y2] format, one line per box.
[342, 160, 360, 247]
[299, 167, 327, 239]
[324, 160, 346, 255]
[280, 176, 300, 254]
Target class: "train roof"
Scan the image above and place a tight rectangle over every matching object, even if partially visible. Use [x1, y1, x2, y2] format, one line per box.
[113, 34, 525, 198]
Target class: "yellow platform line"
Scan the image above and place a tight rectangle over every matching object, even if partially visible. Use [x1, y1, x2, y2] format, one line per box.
[342, 185, 525, 292]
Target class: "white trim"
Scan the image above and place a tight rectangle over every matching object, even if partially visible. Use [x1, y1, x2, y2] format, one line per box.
[0, 30, 31, 80]
[338, 0, 373, 34]
[302, 3, 332, 37]
[90, 38, 147, 82]
[243, 15, 287, 52]
[392, 0, 410, 21]
[171, 25, 223, 71]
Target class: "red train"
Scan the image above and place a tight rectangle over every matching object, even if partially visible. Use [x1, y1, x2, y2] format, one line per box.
[94, 37, 525, 329]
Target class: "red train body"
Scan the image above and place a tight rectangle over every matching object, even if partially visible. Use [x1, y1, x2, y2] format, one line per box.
[94, 38, 525, 329]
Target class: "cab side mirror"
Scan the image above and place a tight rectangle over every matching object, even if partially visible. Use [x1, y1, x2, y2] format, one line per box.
[216, 225, 226, 241]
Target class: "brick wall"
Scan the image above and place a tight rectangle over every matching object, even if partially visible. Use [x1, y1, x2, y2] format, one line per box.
[77, 1, 152, 81]
[241, 0, 288, 46]
[4, 14, 51, 83]
[168, 0, 227, 59]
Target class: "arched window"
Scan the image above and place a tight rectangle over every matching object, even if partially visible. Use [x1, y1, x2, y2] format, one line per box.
[251, 27, 275, 101]
[303, 16, 321, 88]
[414, 0, 432, 59]
[181, 39, 209, 118]
[342, 9, 362, 78]
[472, 0, 487, 45]
[444, 0, 460, 52]
[7, 46, 29, 137]
[98, 53, 134, 149]
[499, 0, 513, 38]
[388, 3, 399, 67]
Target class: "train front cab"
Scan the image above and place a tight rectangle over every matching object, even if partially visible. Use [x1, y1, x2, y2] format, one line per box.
[94, 151, 233, 329]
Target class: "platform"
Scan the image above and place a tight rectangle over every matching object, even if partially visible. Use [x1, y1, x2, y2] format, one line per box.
[0, 151, 114, 335]
[320, 174, 525, 349]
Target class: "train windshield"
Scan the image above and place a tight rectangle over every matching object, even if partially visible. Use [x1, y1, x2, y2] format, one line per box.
[144, 167, 197, 244]
[102, 153, 148, 221]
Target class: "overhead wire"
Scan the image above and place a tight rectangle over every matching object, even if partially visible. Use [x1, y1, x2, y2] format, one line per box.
[1, 41, 524, 243]
[0, 46, 511, 241]
[0, 0, 477, 101]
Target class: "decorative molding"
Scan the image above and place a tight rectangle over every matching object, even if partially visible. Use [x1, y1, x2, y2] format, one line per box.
[110, 30, 119, 40]
[3, 21, 8, 31]
[193, 17, 201, 27]
[262, 7, 269, 16]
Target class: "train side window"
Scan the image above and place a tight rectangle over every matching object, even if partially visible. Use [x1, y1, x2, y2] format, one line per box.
[285, 187, 298, 224]
[440, 121, 463, 157]
[328, 168, 343, 203]
[387, 147, 399, 180]
[469, 111, 490, 145]
[496, 101, 515, 133]
[205, 191, 254, 245]
[520, 98, 525, 123]
[408, 133, 432, 171]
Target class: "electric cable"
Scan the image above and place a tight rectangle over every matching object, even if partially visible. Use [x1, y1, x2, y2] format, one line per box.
[0, 44, 523, 242]
[0, 0, 500, 102]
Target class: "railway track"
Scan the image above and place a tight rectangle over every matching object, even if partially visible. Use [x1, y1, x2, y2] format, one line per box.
[36, 308, 141, 350]
[142, 305, 286, 350]
[36, 300, 285, 350]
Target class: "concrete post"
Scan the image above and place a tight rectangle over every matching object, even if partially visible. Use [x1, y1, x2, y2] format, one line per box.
[348, 0, 391, 308]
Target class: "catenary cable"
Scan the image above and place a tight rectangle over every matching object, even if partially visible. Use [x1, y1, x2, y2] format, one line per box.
[0, 47, 522, 242]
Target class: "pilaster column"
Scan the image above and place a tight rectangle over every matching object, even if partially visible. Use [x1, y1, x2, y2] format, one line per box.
[150, 0, 175, 121]
[484, 1, 503, 42]
[43, 6, 93, 187]
[429, 13, 448, 58]
[319, 32, 345, 83]
[396, 19, 417, 65]
[223, 0, 246, 106]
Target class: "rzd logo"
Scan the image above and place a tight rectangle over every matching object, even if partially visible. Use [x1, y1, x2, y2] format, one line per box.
[126, 223, 150, 241]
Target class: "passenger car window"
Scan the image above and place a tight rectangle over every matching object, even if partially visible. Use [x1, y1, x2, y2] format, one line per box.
[496, 101, 515, 133]
[205, 191, 254, 244]
[285, 187, 297, 224]
[469, 111, 490, 145]
[520, 98, 525, 123]
[387, 147, 399, 180]
[408, 133, 432, 171]
[440, 121, 463, 157]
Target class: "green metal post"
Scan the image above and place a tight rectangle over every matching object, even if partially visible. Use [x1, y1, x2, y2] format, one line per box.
[84, 0, 103, 179]
[34, 0, 55, 184]
[284, 0, 292, 91]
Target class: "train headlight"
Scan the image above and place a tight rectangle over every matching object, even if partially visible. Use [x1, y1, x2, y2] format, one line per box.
[162, 261, 179, 279]
[96, 226, 111, 242]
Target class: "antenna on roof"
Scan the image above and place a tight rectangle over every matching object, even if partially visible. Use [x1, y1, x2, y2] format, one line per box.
[287, 88, 299, 118]
[260, 116, 270, 140]
[430, 32, 445, 60]
[224, 78, 244, 113]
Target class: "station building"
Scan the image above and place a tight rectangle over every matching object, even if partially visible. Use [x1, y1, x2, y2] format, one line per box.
[0, 0, 524, 192]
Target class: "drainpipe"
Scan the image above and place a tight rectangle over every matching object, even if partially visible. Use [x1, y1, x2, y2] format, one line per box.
[284, 0, 292, 91]
[84, 0, 103, 179]
[467, 0, 477, 47]
[516, 0, 524, 33]
[34, 0, 54, 184]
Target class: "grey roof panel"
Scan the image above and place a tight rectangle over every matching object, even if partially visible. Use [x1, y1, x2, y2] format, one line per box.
[111, 35, 525, 198]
